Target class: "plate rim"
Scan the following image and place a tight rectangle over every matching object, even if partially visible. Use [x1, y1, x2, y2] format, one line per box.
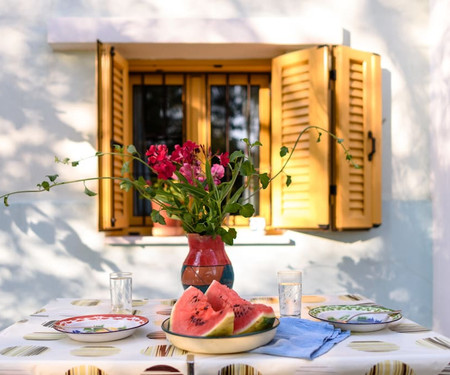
[53, 313, 149, 335]
[308, 304, 402, 326]
[161, 317, 280, 339]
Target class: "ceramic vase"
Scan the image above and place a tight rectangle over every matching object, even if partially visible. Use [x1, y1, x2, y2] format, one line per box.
[181, 233, 234, 293]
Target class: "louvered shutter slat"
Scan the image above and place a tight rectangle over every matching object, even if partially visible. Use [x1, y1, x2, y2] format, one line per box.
[334, 46, 382, 229]
[97, 42, 130, 231]
[271, 46, 331, 228]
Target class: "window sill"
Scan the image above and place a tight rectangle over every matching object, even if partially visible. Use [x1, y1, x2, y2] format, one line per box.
[105, 229, 295, 247]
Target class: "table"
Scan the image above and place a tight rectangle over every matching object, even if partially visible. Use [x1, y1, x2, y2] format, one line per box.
[0, 294, 449, 375]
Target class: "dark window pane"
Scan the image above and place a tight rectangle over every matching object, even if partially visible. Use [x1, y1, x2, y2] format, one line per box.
[133, 83, 183, 217]
[210, 83, 261, 214]
[210, 86, 227, 153]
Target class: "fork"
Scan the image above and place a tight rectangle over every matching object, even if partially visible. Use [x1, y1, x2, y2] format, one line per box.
[339, 309, 402, 323]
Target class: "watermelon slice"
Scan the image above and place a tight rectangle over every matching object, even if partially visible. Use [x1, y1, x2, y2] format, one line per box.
[205, 280, 275, 334]
[170, 286, 234, 337]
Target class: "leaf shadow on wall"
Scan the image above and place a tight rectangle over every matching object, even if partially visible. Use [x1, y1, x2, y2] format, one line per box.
[0, 204, 120, 329]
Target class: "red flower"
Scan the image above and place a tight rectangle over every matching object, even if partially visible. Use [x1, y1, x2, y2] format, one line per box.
[154, 160, 176, 180]
[145, 144, 176, 180]
[219, 152, 230, 167]
[171, 141, 200, 164]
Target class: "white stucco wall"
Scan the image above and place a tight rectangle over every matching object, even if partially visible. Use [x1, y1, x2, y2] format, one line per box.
[430, 0, 450, 337]
[0, 0, 443, 334]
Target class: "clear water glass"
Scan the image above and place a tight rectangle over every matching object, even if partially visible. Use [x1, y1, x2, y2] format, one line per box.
[277, 270, 302, 317]
[110, 272, 132, 314]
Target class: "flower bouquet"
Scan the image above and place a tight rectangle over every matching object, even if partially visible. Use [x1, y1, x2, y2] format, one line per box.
[1, 125, 357, 290]
[1, 126, 356, 246]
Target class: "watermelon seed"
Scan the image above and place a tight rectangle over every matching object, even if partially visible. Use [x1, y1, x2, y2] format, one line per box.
[190, 316, 206, 326]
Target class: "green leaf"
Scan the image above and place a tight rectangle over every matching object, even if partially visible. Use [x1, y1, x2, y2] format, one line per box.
[239, 203, 255, 217]
[224, 202, 241, 214]
[127, 144, 138, 154]
[55, 157, 70, 164]
[71, 161, 79, 167]
[3, 196, 9, 207]
[286, 175, 292, 187]
[252, 140, 263, 147]
[280, 146, 289, 157]
[151, 210, 166, 225]
[241, 160, 255, 176]
[220, 228, 237, 245]
[40, 181, 50, 191]
[229, 150, 244, 162]
[316, 132, 322, 142]
[113, 144, 123, 152]
[194, 223, 207, 232]
[121, 161, 130, 175]
[120, 180, 133, 192]
[337, 138, 344, 144]
[259, 172, 270, 189]
[84, 185, 97, 196]
[182, 213, 193, 224]
[47, 174, 58, 182]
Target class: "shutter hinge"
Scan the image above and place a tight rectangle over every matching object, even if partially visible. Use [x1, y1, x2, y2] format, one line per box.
[329, 69, 337, 81]
[330, 185, 337, 195]
[110, 217, 116, 227]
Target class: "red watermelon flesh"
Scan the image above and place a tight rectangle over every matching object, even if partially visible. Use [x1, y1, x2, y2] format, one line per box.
[205, 280, 275, 335]
[170, 286, 234, 337]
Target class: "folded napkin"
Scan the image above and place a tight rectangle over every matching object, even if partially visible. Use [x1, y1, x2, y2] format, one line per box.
[251, 317, 350, 359]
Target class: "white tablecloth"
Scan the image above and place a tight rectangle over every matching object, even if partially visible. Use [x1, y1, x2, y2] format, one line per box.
[0, 294, 449, 375]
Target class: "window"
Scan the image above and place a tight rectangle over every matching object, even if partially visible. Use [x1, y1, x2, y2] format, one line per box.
[97, 43, 382, 236]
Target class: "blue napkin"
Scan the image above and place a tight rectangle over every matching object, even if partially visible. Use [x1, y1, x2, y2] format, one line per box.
[251, 317, 350, 359]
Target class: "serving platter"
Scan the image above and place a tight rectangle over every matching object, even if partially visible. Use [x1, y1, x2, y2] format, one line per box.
[161, 318, 279, 354]
[53, 314, 149, 342]
[308, 305, 402, 332]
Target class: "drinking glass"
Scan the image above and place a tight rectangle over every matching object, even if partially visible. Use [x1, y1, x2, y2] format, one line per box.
[277, 270, 302, 317]
[110, 272, 132, 314]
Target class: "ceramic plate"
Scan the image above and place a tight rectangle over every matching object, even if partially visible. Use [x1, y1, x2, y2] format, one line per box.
[309, 305, 402, 332]
[161, 318, 279, 354]
[53, 314, 149, 342]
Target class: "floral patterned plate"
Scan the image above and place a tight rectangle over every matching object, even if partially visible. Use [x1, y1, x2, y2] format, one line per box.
[161, 318, 280, 354]
[309, 305, 402, 332]
[53, 314, 149, 342]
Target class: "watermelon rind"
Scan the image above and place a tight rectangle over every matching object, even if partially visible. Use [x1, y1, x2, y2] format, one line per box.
[235, 312, 275, 335]
[205, 280, 276, 335]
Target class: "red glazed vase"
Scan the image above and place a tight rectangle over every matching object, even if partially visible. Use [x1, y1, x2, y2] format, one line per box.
[181, 233, 234, 293]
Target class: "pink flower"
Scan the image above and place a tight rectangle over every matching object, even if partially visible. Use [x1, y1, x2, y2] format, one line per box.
[211, 164, 225, 185]
[180, 161, 204, 185]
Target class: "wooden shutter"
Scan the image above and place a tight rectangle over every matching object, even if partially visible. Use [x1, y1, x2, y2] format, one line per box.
[333, 46, 382, 229]
[97, 41, 130, 231]
[271, 46, 331, 228]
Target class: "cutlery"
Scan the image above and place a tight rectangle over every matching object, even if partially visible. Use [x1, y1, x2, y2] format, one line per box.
[339, 309, 402, 324]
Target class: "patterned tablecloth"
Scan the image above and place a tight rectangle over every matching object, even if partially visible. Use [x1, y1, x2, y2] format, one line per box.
[0, 294, 449, 375]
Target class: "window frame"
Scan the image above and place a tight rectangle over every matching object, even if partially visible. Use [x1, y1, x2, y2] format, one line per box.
[97, 45, 382, 236]
[127, 69, 272, 233]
